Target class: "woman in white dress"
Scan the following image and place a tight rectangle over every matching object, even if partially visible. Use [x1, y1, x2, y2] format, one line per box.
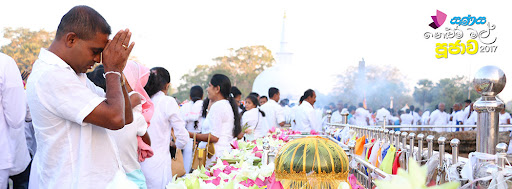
[241, 95, 268, 141]
[140, 67, 189, 189]
[188, 74, 242, 167]
[178, 85, 203, 173]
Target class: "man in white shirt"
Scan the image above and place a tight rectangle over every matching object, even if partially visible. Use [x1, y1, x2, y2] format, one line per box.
[290, 96, 305, 130]
[0, 53, 29, 188]
[421, 110, 430, 125]
[260, 87, 285, 129]
[499, 106, 511, 131]
[330, 100, 345, 124]
[375, 106, 391, 125]
[462, 100, 472, 125]
[429, 103, 450, 132]
[400, 109, 414, 128]
[354, 103, 369, 126]
[295, 89, 321, 132]
[26, 6, 135, 188]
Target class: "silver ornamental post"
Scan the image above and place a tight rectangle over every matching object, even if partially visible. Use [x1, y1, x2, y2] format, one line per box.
[473, 66, 506, 154]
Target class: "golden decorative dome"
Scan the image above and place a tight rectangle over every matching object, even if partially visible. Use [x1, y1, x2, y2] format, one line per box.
[274, 136, 350, 189]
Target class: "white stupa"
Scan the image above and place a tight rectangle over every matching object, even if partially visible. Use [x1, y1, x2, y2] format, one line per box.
[252, 13, 309, 101]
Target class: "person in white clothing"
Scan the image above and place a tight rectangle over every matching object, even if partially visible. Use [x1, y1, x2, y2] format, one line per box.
[27, 6, 136, 188]
[290, 96, 305, 130]
[429, 103, 450, 132]
[178, 85, 204, 173]
[259, 96, 268, 106]
[400, 109, 414, 130]
[260, 87, 285, 129]
[242, 95, 268, 141]
[461, 100, 472, 125]
[231, 86, 243, 113]
[27, 6, 134, 188]
[330, 101, 344, 123]
[141, 67, 189, 189]
[188, 74, 243, 167]
[0, 52, 30, 188]
[375, 106, 391, 125]
[354, 103, 369, 126]
[409, 105, 421, 125]
[421, 110, 430, 125]
[499, 106, 511, 131]
[295, 89, 321, 132]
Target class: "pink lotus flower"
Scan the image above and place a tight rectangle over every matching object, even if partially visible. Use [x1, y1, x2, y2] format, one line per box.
[270, 127, 276, 133]
[204, 176, 221, 186]
[212, 169, 221, 177]
[231, 140, 239, 149]
[267, 181, 284, 189]
[255, 152, 262, 158]
[255, 178, 266, 187]
[252, 146, 260, 153]
[310, 130, 319, 135]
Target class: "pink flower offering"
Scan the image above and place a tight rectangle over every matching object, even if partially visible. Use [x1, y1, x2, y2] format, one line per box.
[240, 179, 256, 187]
[231, 140, 239, 149]
[212, 168, 221, 177]
[255, 152, 262, 158]
[267, 180, 284, 189]
[252, 146, 260, 153]
[255, 178, 266, 187]
[270, 127, 276, 133]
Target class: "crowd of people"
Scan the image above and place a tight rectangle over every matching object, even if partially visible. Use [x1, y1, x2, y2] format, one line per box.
[2, 5, 512, 189]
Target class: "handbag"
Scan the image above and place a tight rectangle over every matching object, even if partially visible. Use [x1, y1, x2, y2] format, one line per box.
[170, 128, 186, 177]
[191, 133, 215, 170]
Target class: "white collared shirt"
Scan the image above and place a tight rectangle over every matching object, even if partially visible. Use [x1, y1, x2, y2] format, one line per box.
[260, 99, 284, 129]
[429, 109, 450, 132]
[26, 49, 120, 188]
[0, 52, 29, 173]
[354, 107, 369, 126]
[375, 108, 391, 122]
[295, 101, 320, 132]
[141, 91, 188, 189]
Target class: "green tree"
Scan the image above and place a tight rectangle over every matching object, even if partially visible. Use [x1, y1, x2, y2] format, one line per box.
[1, 27, 55, 74]
[416, 76, 479, 111]
[173, 45, 274, 101]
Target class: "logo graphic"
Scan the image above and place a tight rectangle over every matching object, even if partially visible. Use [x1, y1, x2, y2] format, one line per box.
[429, 10, 447, 29]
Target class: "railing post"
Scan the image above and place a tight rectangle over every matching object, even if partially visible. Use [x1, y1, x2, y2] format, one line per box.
[341, 113, 349, 125]
[473, 66, 506, 154]
[417, 134, 424, 163]
[394, 131, 401, 148]
[401, 132, 408, 150]
[408, 133, 416, 164]
[450, 138, 460, 165]
[426, 135, 434, 159]
[438, 137, 446, 184]
[388, 130, 394, 144]
[496, 143, 507, 170]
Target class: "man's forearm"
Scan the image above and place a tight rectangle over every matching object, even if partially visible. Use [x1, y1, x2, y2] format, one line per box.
[105, 73, 125, 125]
[122, 82, 133, 124]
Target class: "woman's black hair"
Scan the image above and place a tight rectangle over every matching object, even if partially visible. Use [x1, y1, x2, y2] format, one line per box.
[202, 98, 210, 118]
[144, 67, 170, 97]
[242, 95, 266, 117]
[87, 64, 106, 91]
[190, 85, 203, 103]
[231, 86, 244, 110]
[210, 74, 241, 137]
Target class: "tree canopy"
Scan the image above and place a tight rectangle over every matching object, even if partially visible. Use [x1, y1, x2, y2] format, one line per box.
[173, 45, 274, 101]
[1, 27, 55, 74]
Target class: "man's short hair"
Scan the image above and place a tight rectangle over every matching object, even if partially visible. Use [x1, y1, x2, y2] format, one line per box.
[303, 89, 314, 98]
[464, 99, 472, 104]
[56, 6, 111, 40]
[268, 87, 279, 98]
[260, 95, 268, 100]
